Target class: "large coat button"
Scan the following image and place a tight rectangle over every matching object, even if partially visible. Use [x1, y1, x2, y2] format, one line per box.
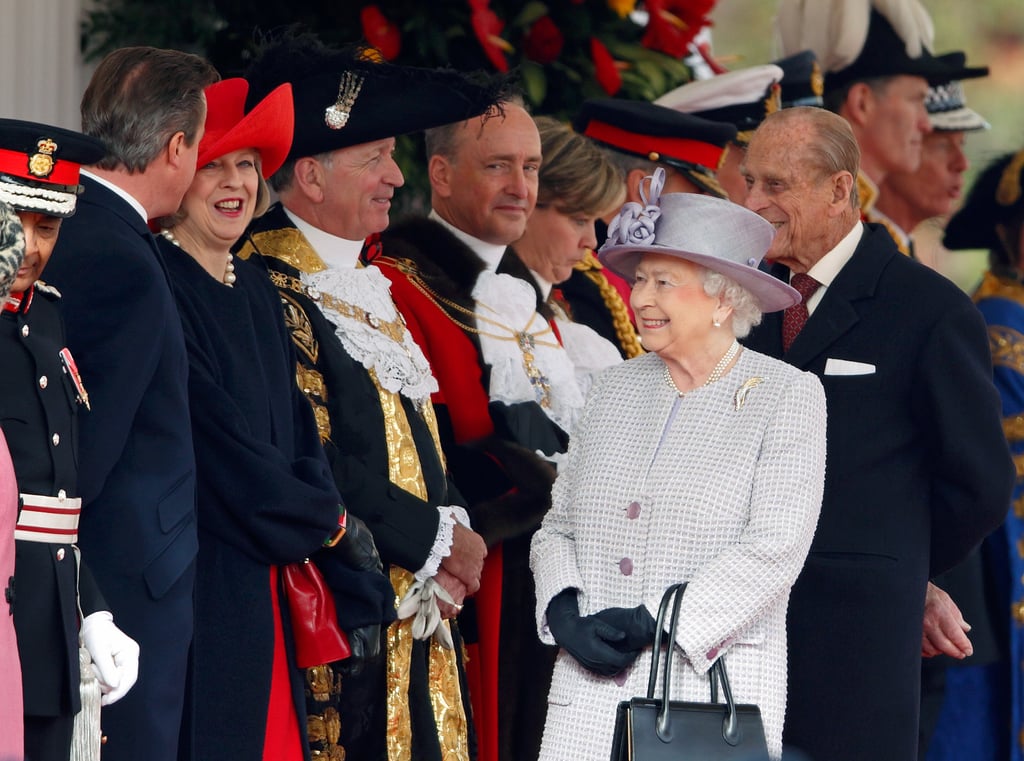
[21, 324, 29, 338]
[619, 557, 634, 576]
[38, 375, 48, 389]
[52, 433, 60, 446]
[56, 548, 65, 561]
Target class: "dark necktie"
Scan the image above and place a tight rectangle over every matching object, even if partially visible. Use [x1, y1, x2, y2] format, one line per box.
[782, 273, 821, 353]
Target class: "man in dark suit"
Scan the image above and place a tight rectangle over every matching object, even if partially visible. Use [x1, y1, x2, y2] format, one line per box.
[44, 47, 219, 761]
[741, 106, 1013, 761]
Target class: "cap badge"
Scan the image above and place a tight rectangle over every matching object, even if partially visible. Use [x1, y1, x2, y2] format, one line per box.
[325, 71, 365, 130]
[996, 148, 1024, 208]
[28, 137, 59, 179]
[764, 83, 781, 116]
[810, 61, 825, 98]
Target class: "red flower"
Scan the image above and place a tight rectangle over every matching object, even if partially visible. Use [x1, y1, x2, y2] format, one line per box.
[641, 0, 716, 58]
[523, 16, 564, 65]
[590, 37, 622, 95]
[472, 6, 512, 72]
[360, 5, 401, 61]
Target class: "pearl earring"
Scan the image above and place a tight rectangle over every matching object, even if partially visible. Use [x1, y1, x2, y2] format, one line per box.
[713, 318, 721, 328]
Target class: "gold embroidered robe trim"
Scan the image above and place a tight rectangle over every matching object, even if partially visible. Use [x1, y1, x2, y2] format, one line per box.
[238, 227, 330, 275]
[1005, 415, 1024, 444]
[988, 325, 1024, 376]
[974, 271, 1024, 309]
[1015, 452, 1024, 480]
[372, 368, 469, 761]
[1014, 493, 1024, 519]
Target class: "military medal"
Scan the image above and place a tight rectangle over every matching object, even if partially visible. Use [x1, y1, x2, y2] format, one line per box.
[59, 347, 90, 410]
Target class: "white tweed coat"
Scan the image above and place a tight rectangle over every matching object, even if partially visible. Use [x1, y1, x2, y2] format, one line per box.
[530, 348, 826, 761]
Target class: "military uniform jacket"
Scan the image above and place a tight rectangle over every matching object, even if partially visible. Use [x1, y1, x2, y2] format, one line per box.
[744, 223, 1013, 761]
[0, 286, 105, 716]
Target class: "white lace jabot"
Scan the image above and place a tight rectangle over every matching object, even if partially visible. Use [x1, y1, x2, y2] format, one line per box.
[302, 265, 438, 403]
[472, 270, 586, 434]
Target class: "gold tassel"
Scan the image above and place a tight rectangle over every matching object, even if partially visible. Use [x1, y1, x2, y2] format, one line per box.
[70, 646, 102, 761]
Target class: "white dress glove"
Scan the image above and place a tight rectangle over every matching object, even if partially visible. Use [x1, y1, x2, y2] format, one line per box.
[396, 578, 456, 649]
[80, 611, 140, 706]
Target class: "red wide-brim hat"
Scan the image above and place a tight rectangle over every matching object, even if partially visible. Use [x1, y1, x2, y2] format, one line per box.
[198, 78, 294, 179]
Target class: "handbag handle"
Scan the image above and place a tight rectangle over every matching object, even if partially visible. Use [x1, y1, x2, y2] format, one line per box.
[647, 582, 742, 746]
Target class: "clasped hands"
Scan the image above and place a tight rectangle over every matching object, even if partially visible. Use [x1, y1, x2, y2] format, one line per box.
[546, 589, 658, 677]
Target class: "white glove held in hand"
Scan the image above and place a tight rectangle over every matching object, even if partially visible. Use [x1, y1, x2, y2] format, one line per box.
[80, 611, 140, 706]
[396, 578, 456, 649]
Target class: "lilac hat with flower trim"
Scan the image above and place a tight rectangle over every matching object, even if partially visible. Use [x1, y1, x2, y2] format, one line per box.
[598, 168, 800, 313]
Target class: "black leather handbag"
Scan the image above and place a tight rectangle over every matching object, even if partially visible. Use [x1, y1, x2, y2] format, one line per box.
[609, 583, 770, 761]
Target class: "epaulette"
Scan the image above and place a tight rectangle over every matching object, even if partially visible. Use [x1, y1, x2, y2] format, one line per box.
[33, 280, 61, 299]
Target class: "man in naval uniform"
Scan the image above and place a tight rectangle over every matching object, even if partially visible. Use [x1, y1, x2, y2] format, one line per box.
[0, 119, 139, 761]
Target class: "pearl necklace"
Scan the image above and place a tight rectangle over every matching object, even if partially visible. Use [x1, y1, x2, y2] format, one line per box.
[160, 228, 236, 287]
[663, 339, 741, 397]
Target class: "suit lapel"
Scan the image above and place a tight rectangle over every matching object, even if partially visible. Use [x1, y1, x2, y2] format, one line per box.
[764, 226, 895, 370]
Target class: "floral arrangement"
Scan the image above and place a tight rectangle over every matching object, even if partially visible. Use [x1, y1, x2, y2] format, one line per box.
[80, 0, 718, 208]
[82, 0, 718, 118]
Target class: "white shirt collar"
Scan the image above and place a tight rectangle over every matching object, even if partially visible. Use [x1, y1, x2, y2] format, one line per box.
[428, 209, 508, 271]
[81, 169, 148, 222]
[530, 269, 553, 301]
[802, 221, 864, 315]
[284, 207, 364, 269]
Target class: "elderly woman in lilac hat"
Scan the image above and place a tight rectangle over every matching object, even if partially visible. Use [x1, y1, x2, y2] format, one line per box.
[529, 168, 827, 761]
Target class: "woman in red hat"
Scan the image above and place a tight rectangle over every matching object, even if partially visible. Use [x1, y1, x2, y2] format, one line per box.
[154, 79, 394, 760]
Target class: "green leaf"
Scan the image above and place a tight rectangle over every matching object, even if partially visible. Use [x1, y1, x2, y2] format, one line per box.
[520, 60, 548, 108]
[511, 2, 549, 29]
[632, 59, 666, 98]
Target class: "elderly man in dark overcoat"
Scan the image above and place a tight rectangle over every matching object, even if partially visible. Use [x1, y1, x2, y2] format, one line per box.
[741, 106, 1012, 761]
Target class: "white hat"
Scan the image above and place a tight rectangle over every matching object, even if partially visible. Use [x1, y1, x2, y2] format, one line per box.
[654, 65, 784, 129]
[927, 80, 989, 131]
[598, 169, 799, 313]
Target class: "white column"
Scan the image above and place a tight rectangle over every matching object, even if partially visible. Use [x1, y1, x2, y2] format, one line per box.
[0, 0, 94, 129]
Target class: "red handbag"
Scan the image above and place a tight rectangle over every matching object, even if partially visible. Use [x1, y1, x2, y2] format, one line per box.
[281, 559, 352, 668]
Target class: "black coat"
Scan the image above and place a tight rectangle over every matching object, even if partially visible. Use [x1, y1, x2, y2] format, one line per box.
[744, 224, 1013, 761]
[45, 178, 198, 761]
[237, 205, 475, 759]
[158, 240, 394, 760]
[0, 287, 105, 719]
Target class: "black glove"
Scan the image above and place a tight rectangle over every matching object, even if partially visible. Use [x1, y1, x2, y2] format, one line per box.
[592, 605, 658, 652]
[337, 623, 382, 677]
[546, 589, 640, 676]
[332, 512, 384, 574]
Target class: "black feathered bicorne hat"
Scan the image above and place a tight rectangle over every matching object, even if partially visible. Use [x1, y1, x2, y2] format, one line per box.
[944, 150, 1024, 252]
[244, 31, 508, 165]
